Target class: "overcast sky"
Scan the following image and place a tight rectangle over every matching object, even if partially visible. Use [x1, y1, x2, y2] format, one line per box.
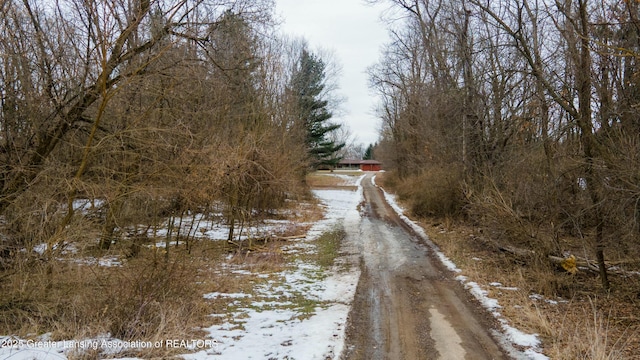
[275, 0, 390, 147]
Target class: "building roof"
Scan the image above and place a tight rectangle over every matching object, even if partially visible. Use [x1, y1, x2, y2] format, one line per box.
[338, 159, 381, 165]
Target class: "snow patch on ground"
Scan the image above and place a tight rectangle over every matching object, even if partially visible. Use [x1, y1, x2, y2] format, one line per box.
[529, 293, 568, 305]
[327, 173, 363, 186]
[373, 176, 548, 360]
[186, 174, 364, 360]
[71, 255, 123, 267]
[32, 242, 78, 256]
[489, 282, 520, 291]
[458, 277, 501, 311]
[149, 217, 293, 242]
[1, 174, 365, 360]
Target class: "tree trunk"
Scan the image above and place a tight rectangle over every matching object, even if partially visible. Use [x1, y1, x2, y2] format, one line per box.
[574, 0, 610, 290]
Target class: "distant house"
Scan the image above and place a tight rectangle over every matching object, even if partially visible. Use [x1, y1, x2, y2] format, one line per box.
[336, 159, 382, 171]
[360, 160, 382, 171]
[336, 159, 362, 170]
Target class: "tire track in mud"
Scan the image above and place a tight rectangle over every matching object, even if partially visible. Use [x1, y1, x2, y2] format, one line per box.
[342, 174, 507, 360]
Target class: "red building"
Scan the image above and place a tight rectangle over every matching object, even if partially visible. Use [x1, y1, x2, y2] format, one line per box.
[337, 159, 382, 171]
[359, 160, 382, 171]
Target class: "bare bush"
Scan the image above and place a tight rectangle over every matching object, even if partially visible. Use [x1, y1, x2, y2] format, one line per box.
[390, 166, 464, 218]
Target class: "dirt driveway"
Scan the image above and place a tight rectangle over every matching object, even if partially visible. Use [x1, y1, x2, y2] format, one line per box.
[342, 173, 507, 360]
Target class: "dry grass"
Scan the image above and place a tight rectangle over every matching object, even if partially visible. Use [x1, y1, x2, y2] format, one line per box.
[0, 237, 301, 358]
[0, 194, 324, 358]
[417, 220, 640, 359]
[544, 300, 633, 360]
[305, 171, 361, 190]
[0, 243, 216, 357]
[376, 172, 640, 359]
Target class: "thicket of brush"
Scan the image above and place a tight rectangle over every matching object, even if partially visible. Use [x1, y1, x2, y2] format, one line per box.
[371, 0, 640, 292]
[0, 0, 340, 347]
[371, 1, 640, 356]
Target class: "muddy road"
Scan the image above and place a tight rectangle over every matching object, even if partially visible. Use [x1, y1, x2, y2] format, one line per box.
[342, 174, 507, 360]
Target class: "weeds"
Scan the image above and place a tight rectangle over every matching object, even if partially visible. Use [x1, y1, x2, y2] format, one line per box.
[542, 298, 634, 360]
[0, 174, 339, 358]
[418, 218, 640, 359]
[0, 243, 209, 357]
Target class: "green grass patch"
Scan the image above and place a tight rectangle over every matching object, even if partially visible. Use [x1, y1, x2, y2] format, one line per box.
[314, 226, 346, 268]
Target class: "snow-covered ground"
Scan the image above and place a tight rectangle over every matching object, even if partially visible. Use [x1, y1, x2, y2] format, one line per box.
[0, 175, 365, 360]
[185, 175, 365, 359]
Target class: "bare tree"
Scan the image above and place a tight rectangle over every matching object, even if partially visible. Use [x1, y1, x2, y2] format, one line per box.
[371, 0, 640, 291]
[0, 0, 308, 256]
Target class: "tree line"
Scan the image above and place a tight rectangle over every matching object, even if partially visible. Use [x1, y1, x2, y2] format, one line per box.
[0, 0, 344, 261]
[370, 0, 640, 290]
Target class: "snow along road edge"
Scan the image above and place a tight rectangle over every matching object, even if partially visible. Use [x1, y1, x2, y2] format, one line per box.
[371, 174, 550, 360]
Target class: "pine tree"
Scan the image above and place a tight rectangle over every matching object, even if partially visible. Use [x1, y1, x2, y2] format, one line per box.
[290, 49, 344, 168]
[363, 143, 375, 160]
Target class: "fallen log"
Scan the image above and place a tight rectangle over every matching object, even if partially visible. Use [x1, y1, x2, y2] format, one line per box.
[477, 236, 632, 275]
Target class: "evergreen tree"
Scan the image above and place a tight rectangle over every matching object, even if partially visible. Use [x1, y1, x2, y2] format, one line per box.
[363, 143, 375, 160]
[290, 49, 344, 168]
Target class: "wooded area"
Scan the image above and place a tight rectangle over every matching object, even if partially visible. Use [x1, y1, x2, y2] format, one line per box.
[0, 0, 347, 259]
[370, 0, 640, 291]
[0, 0, 350, 341]
[3, 0, 640, 355]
